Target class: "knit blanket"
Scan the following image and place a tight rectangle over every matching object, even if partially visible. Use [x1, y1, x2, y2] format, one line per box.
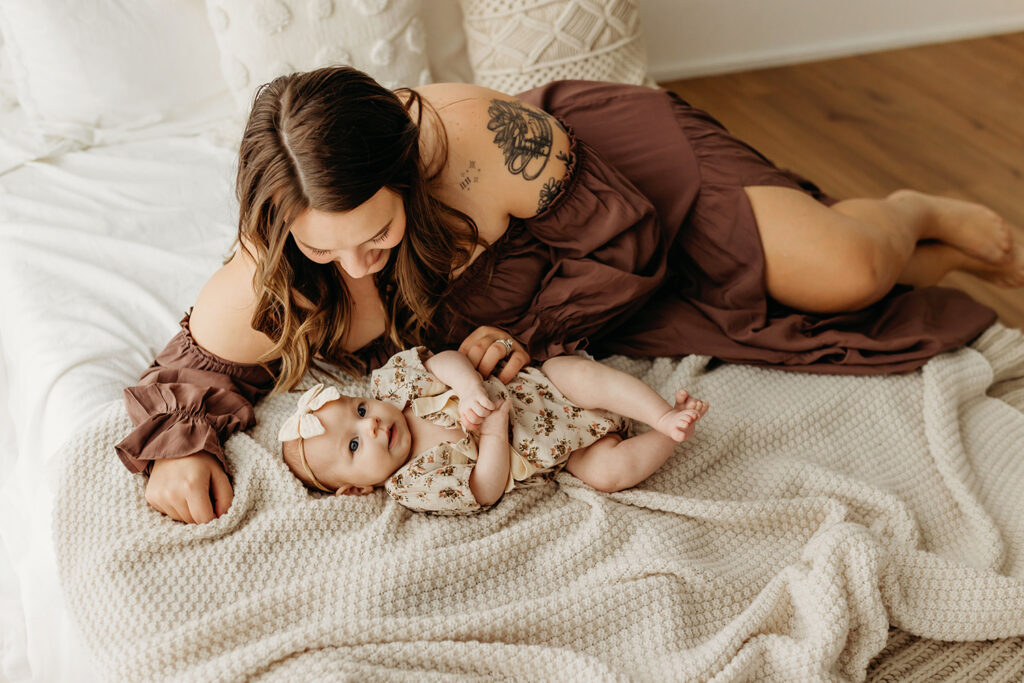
[54, 324, 1024, 682]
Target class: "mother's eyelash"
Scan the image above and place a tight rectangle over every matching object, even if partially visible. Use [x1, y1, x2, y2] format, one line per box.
[307, 228, 388, 255]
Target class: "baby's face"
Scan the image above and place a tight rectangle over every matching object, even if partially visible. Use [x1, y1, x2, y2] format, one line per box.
[301, 394, 412, 490]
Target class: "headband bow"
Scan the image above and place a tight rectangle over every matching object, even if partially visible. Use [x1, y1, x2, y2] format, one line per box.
[277, 383, 342, 442]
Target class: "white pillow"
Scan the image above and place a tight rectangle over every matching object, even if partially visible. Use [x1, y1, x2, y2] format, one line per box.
[0, 31, 18, 112]
[459, 0, 656, 94]
[206, 0, 433, 112]
[422, 0, 473, 84]
[0, 0, 228, 129]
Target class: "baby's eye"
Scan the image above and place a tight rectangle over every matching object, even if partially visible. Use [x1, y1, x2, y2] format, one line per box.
[348, 437, 359, 452]
[357, 402, 367, 418]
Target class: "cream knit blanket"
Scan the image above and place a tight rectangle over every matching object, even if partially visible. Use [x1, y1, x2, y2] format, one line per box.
[54, 324, 1024, 682]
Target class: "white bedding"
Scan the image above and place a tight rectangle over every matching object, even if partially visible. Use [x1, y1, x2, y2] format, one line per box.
[0, 111, 242, 681]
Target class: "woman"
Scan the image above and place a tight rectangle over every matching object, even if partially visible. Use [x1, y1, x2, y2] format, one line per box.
[116, 66, 1020, 524]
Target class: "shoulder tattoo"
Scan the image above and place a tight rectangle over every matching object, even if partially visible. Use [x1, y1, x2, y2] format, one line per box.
[487, 98, 561, 181]
[537, 151, 572, 214]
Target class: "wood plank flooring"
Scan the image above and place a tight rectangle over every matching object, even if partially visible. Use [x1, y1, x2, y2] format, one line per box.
[659, 32, 1024, 330]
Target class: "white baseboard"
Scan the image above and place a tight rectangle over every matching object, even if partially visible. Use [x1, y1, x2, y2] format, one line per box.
[649, 17, 1024, 82]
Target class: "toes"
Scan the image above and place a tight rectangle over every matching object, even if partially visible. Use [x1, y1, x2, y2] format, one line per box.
[999, 226, 1012, 254]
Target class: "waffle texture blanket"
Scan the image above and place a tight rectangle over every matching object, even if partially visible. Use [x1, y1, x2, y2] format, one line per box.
[54, 324, 1024, 681]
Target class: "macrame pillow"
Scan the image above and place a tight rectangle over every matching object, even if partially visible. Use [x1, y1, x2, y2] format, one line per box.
[205, 0, 433, 111]
[459, 0, 656, 94]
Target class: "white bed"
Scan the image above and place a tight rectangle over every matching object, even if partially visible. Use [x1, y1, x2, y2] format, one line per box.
[2, 1, 1023, 681]
[0, 1, 647, 678]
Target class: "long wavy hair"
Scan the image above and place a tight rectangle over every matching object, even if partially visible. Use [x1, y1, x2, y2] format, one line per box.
[236, 66, 480, 393]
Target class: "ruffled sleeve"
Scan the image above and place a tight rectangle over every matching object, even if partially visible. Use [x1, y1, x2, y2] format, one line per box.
[369, 346, 449, 409]
[114, 312, 277, 474]
[384, 438, 485, 515]
[438, 126, 671, 362]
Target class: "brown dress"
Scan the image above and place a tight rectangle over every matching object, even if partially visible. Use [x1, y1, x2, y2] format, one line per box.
[115, 80, 996, 472]
[433, 80, 996, 374]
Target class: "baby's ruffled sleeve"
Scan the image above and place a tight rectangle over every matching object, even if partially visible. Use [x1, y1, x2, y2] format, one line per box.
[114, 313, 276, 474]
[370, 346, 449, 408]
[384, 439, 485, 515]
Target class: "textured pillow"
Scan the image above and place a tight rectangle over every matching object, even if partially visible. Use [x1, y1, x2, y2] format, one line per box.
[0, 0, 228, 128]
[460, 0, 656, 94]
[206, 0, 432, 111]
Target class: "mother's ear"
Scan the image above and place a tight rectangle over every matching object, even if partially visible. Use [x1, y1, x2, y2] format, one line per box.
[334, 484, 374, 496]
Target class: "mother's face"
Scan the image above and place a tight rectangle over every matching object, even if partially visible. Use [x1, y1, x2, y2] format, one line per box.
[289, 186, 406, 279]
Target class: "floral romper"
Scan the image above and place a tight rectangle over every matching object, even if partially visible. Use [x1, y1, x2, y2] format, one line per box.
[373, 348, 628, 515]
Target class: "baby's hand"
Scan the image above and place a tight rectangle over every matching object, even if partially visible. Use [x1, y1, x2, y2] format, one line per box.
[458, 382, 495, 432]
[479, 398, 511, 438]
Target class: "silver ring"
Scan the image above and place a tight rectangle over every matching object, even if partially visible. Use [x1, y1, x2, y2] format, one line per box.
[497, 338, 514, 357]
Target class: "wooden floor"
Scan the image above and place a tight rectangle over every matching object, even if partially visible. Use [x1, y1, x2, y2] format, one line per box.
[659, 31, 1024, 330]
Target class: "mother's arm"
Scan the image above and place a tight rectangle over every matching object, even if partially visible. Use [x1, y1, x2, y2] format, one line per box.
[439, 89, 575, 380]
[448, 88, 666, 372]
[116, 246, 278, 524]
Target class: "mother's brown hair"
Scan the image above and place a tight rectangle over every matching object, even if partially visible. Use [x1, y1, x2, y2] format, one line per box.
[236, 66, 480, 392]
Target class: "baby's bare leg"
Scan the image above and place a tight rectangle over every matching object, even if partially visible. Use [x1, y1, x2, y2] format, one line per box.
[565, 391, 697, 492]
[540, 356, 708, 442]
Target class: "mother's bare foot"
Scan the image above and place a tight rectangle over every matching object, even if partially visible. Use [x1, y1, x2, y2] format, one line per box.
[889, 189, 1013, 264]
[959, 242, 1024, 288]
[655, 389, 709, 442]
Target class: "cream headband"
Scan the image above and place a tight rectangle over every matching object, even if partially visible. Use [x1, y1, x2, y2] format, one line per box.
[278, 383, 341, 493]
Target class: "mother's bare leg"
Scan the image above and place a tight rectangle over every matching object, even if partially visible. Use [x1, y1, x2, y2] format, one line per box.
[746, 186, 1021, 313]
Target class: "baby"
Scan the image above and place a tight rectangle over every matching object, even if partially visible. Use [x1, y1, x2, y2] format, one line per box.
[278, 347, 708, 515]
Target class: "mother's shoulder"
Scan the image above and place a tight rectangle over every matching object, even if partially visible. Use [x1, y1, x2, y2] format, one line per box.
[189, 242, 278, 364]
[411, 82, 511, 109]
[412, 82, 574, 222]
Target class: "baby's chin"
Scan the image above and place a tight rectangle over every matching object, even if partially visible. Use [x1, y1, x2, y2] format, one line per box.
[322, 460, 406, 493]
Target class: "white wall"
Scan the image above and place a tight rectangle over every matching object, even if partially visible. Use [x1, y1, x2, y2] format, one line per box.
[636, 0, 1024, 81]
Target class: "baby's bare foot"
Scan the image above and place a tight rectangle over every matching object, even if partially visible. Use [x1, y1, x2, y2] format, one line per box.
[959, 242, 1024, 288]
[889, 189, 1013, 265]
[655, 389, 709, 442]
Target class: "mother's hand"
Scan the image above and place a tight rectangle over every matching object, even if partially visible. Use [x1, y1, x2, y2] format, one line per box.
[146, 453, 233, 524]
[458, 325, 530, 384]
